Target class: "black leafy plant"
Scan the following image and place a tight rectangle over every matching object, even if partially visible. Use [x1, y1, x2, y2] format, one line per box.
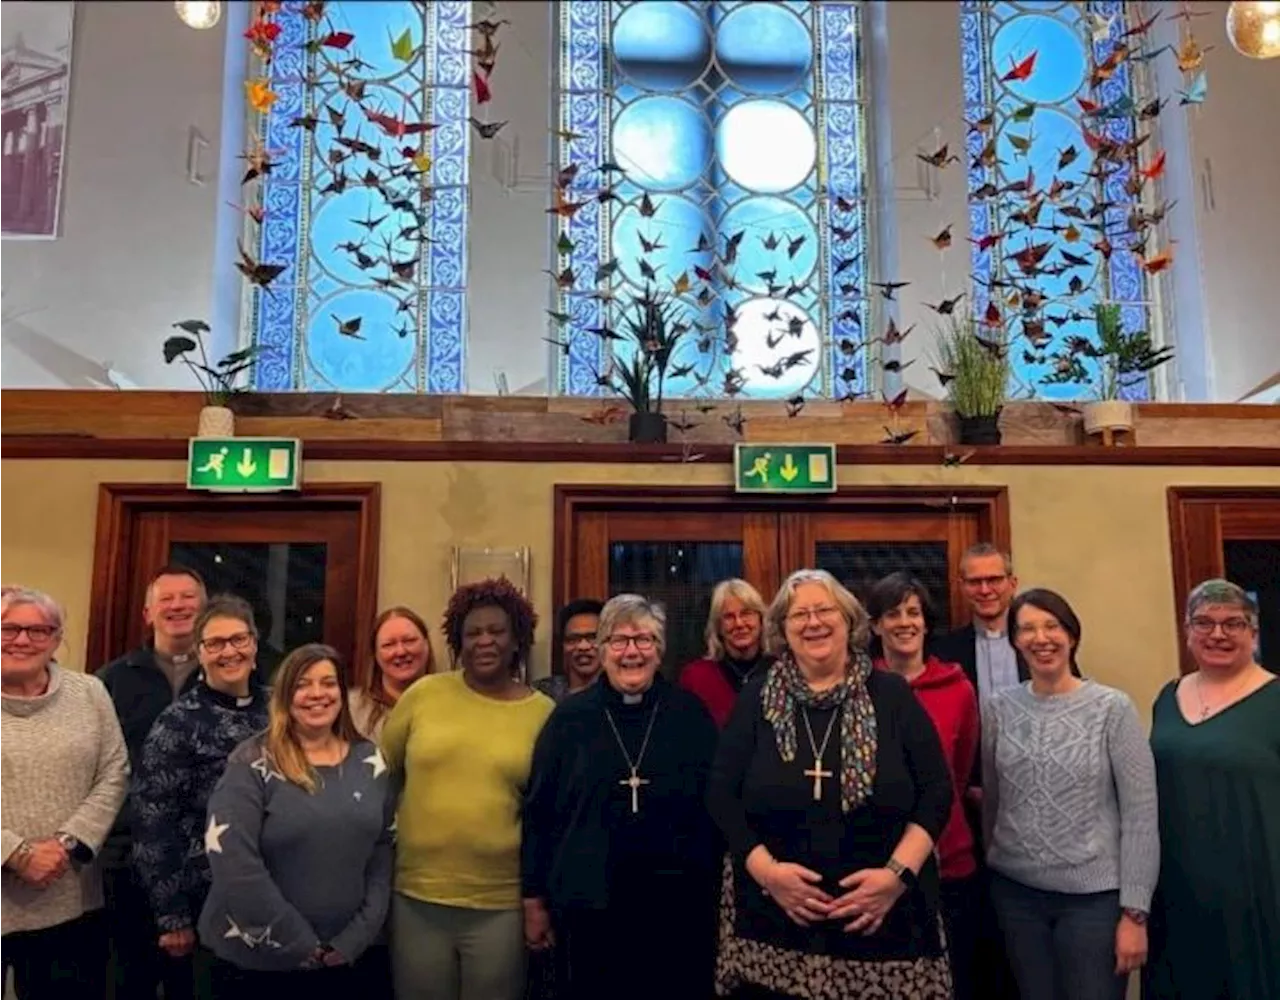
[163, 320, 261, 407]
[606, 287, 692, 441]
[1041, 302, 1175, 400]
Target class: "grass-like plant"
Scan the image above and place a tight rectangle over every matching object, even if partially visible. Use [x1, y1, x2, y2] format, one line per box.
[608, 286, 690, 415]
[933, 314, 1010, 417]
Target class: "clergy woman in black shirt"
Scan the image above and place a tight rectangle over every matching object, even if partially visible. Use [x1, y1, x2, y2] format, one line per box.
[522, 593, 720, 1000]
[708, 568, 954, 999]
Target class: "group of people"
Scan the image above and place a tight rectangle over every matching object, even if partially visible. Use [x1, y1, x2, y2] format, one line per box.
[1, 543, 1276, 1000]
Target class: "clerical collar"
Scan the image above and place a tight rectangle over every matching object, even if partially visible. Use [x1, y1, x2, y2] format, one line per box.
[603, 674, 662, 707]
[622, 692, 644, 705]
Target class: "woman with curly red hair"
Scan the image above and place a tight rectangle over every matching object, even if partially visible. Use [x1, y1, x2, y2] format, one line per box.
[382, 578, 553, 1000]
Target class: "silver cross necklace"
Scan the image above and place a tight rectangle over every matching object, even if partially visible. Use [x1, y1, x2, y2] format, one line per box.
[604, 702, 660, 814]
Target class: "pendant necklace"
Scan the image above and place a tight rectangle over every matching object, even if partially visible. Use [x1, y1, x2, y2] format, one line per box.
[801, 704, 840, 802]
[1195, 669, 1253, 721]
[604, 701, 660, 814]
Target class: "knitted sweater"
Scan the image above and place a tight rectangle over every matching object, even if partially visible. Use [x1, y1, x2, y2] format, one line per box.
[1, 666, 130, 934]
[982, 679, 1160, 911]
[133, 680, 269, 932]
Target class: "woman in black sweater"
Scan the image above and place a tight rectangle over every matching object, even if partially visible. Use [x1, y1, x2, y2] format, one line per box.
[708, 569, 954, 999]
[522, 593, 720, 1000]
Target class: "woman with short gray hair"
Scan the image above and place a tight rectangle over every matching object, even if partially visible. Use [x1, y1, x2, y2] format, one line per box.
[709, 569, 954, 998]
[2, 586, 129, 998]
[522, 593, 721, 1000]
[1145, 579, 1278, 999]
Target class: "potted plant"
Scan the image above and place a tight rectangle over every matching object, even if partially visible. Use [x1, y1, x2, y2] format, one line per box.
[1042, 302, 1175, 440]
[933, 314, 1010, 445]
[607, 286, 690, 444]
[163, 319, 261, 437]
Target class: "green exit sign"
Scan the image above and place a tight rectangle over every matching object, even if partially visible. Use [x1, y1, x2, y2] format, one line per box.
[187, 438, 302, 493]
[734, 443, 837, 494]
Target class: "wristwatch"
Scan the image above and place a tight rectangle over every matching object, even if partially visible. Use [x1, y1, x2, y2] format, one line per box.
[55, 833, 80, 853]
[885, 857, 917, 890]
[1122, 907, 1148, 925]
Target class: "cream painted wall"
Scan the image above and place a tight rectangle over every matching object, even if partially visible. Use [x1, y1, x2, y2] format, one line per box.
[3, 458, 1278, 725]
[2, 2, 1277, 400]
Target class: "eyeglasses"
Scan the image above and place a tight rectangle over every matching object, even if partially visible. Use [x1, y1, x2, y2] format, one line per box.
[786, 606, 841, 625]
[962, 575, 1009, 588]
[605, 634, 656, 652]
[1187, 617, 1252, 637]
[0, 624, 59, 644]
[1014, 621, 1067, 638]
[200, 632, 255, 654]
[563, 632, 596, 647]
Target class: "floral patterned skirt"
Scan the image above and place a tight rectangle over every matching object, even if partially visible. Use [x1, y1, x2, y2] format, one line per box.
[714, 856, 954, 1000]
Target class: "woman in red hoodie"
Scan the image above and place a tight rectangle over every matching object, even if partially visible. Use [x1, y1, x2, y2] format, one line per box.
[868, 572, 981, 1000]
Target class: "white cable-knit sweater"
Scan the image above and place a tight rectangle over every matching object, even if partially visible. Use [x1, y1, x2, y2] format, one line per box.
[1, 665, 130, 934]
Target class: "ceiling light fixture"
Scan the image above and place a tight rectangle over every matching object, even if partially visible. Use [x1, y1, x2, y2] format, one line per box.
[174, 1, 222, 31]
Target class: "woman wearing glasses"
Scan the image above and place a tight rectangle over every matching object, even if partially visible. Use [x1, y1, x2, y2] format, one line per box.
[2, 587, 129, 999]
[709, 569, 955, 999]
[522, 594, 720, 1000]
[1145, 580, 1278, 1000]
[134, 595, 270, 979]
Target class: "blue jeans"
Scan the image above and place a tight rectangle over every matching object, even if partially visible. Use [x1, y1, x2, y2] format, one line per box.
[990, 873, 1127, 1000]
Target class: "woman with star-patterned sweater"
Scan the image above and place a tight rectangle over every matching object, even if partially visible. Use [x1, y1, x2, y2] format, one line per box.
[133, 596, 269, 974]
[198, 644, 394, 994]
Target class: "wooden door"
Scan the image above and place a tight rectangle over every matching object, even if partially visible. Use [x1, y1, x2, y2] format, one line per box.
[1168, 487, 1280, 672]
[89, 485, 380, 682]
[556, 486, 1008, 674]
[783, 506, 982, 631]
[568, 509, 779, 672]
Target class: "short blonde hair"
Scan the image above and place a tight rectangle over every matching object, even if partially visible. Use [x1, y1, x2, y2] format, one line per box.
[597, 594, 667, 657]
[704, 578, 766, 660]
[764, 569, 870, 656]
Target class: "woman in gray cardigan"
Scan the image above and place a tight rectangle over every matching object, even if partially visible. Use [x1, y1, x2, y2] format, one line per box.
[1, 587, 129, 999]
[983, 589, 1159, 1000]
[199, 643, 394, 998]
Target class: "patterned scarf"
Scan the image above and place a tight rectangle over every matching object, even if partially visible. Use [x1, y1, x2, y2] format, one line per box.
[761, 647, 878, 814]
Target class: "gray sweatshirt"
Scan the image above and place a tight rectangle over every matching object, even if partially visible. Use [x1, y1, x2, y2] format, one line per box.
[982, 679, 1160, 911]
[197, 735, 394, 971]
[2, 665, 130, 934]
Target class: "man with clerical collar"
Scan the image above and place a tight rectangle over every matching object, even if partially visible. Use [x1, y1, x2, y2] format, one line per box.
[932, 543, 1027, 706]
[534, 598, 604, 703]
[97, 564, 206, 1000]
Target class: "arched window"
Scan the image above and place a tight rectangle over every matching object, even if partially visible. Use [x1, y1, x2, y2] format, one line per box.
[554, 1, 868, 401]
[960, 0, 1161, 400]
[248, 1, 471, 392]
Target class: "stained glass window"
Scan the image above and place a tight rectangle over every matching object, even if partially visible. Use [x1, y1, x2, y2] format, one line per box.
[554, 1, 868, 401]
[960, 0, 1158, 400]
[250, 1, 471, 392]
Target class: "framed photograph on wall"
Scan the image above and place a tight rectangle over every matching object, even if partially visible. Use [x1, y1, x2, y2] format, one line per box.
[450, 546, 531, 596]
[2, 0, 75, 239]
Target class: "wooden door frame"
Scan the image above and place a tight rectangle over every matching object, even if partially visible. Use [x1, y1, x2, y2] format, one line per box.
[87, 483, 381, 672]
[553, 484, 1011, 618]
[1167, 486, 1280, 673]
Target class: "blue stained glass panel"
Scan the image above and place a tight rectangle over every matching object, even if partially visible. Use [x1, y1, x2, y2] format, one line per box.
[251, 0, 470, 392]
[959, 0, 1159, 401]
[555, 1, 868, 401]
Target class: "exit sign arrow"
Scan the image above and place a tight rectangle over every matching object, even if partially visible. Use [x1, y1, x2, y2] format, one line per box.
[734, 443, 837, 494]
[187, 437, 302, 493]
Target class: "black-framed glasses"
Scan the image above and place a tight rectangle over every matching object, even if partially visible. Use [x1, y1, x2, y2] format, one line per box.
[606, 634, 656, 652]
[1188, 616, 1252, 636]
[200, 632, 255, 654]
[563, 632, 597, 647]
[0, 624, 59, 643]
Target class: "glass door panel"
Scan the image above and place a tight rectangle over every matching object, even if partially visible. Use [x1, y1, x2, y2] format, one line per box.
[1224, 539, 1280, 669]
[814, 541, 954, 631]
[169, 541, 328, 680]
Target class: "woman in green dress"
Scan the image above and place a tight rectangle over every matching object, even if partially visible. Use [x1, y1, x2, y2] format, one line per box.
[1146, 579, 1279, 1000]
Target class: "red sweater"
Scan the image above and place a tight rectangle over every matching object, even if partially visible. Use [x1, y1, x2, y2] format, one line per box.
[876, 656, 980, 880]
[679, 655, 767, 730]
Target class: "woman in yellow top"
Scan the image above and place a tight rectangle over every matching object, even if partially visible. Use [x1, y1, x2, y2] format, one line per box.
[382, 578, 554, 1000]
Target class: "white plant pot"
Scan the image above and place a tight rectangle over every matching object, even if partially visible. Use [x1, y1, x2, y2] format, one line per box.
[196, 405, 235, 438]
[1082, 400, 1134, 435]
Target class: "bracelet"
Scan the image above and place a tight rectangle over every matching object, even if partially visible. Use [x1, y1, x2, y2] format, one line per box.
[1122, 907, 1148, 926]
[7, 841, 34, 869]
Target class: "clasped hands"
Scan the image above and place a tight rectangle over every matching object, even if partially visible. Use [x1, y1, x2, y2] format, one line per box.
[751, 855, 905, 935]
[9, 838, 70, 889]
